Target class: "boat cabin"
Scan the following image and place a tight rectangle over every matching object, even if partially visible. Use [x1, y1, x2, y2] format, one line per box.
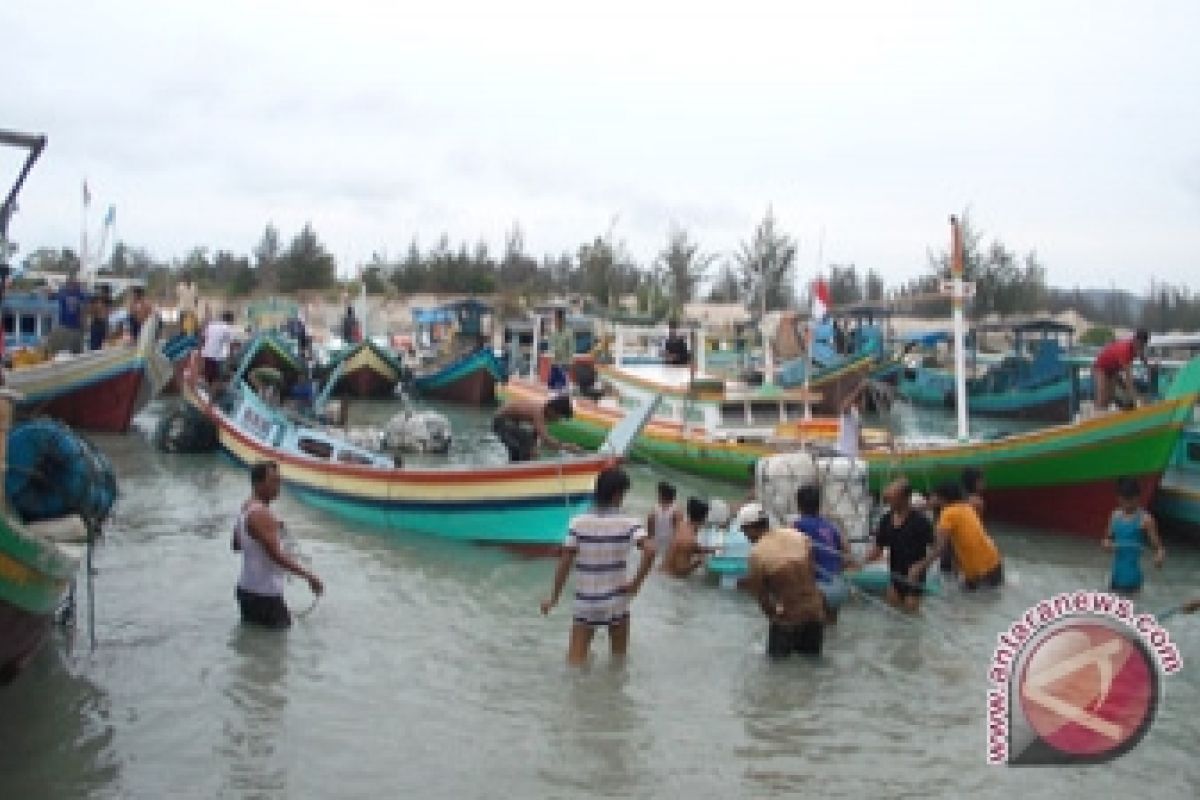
[2, 292, 58, 351]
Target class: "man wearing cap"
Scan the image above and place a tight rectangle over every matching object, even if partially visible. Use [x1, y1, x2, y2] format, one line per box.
[736, 502, 826, 658]
[1092, 328, 1150, 410]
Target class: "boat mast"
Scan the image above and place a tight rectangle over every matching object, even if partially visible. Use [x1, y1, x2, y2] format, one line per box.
[950, 215, 970, 442]
[0, 130, 47, 298]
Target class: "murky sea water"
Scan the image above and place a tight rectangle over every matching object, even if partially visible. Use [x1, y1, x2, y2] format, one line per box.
[3, 400, 1200, 799]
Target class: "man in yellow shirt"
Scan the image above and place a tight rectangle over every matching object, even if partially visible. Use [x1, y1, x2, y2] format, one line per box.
[907, 481, 1003, 590]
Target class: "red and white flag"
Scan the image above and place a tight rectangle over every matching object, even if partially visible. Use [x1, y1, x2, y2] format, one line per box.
[810, 277, 830, 321]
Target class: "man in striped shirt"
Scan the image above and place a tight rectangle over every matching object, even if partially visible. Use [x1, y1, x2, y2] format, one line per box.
[540, 467, 656, 665]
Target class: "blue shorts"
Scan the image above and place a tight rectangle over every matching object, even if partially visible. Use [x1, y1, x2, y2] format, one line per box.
[817, 575, 849, 610]
[548, 364, 569, 391]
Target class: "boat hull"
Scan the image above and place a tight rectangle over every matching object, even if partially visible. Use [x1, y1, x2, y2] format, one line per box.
[329, 342, 403, 397]
[1153, 425, 1200, 534]
[414, 349, 504, 406]
[6, 321, 170, 433]
[0, 519, 80, 684]
[778, 354, 878, 414]
[867, 398, 1194, 537]
[184, 381, 610, 546]
[898, 370, 1076, 422]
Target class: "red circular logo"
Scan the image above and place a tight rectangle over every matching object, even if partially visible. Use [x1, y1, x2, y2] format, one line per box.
[1018, 620, 1157, 760]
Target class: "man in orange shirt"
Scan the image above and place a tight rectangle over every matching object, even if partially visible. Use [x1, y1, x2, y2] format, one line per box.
[1092, 329, 1150, 410]
[907, 481, 1004, 591]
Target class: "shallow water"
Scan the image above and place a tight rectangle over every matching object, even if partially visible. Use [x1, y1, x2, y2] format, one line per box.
[2, 400, 1200, 799]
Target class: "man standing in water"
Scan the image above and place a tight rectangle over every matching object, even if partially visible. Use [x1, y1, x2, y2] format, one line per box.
[738, 502, 826, 658]
[907, 481, 1003, 591]
[232, 461, 323, 628]
[541, 467, 656, 665]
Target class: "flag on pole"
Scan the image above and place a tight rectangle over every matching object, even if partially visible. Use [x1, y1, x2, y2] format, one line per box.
[82, 180, 91, 207]
[103, 204, 116, 226]
[810, 277, 830, 322]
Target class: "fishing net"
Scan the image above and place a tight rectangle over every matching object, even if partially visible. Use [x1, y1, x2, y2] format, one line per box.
[6, 419, 118, 524]
[153, 401, 219, 454]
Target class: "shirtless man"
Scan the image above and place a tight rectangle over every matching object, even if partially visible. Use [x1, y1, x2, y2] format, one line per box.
[661, 497, 715, 578]
[492, 394, 582, 462]
[737, 502, 826, 658]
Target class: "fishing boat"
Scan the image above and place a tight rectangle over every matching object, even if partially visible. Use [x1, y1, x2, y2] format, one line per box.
[5, 316, 172, 433]
[2, 291, 59, 352]
[502, 332, 870, 485]
[870, 355, 1200, 538]
[181, 369, 658, 548]
[412, 346, 506, 406]
[1148, 334, 1200, 533]
[240, 330, 303, 389]
[0, 399, 118, 684]
[324, 338, 405, 397]
[776, 312, 884, 414]
[897, 320, 1079, 422]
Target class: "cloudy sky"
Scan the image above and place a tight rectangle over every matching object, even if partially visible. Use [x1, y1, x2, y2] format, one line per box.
[3, 0, 1199, 290]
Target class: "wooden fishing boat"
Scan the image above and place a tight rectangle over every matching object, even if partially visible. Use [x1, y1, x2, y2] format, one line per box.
[1147, 334, 1200, 533]
[502, 361, 863, 484]
[324, 339, 405, 397]
[870, 357, 1200, 537]
[776, 314, 884, 414]
[5, 316, 172, 433]
[412, 347, 506, 406]
[897, 320, 1079, 422]
[241, 330, 303, 388]
[181, 371, 657, 548]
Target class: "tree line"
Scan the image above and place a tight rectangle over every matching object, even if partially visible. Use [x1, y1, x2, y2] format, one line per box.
[15, 211, 1197, 332]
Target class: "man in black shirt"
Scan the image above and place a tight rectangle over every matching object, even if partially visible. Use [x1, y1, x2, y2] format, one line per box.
[863, 478, 935, 613]
[663, 320, 690, 366]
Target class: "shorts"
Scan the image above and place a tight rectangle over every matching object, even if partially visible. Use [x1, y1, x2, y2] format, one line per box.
[891, 567, 927, 599]
[236, 587, 291, 629]
[817, 576, 849, 611]
[493, 416, 536, 462]
[548, 364, 569, 391]
[204, 357, 224, 383]
[573, 596, 631, 628]
[767, 621, 823, 658]
[963, 562, 1004, 592]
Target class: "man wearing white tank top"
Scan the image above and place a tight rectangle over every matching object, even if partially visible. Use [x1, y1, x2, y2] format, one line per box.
[647, 481, 682, 559]
[232, 461, 324, 628]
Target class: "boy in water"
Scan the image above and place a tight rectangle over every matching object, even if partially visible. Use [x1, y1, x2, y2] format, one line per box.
[661, 497, 715, 578]
[793, 484, 850, 622]
[908, 481, 1004, 591]
[540, 467, 657, 666]
[1102, 476, 1165, 594]
[941, 466, 985, 575]
[647, 481, 683, 561]
[863, 478, 935, 612]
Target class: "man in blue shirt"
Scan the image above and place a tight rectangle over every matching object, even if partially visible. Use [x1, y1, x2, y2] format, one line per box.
[794, 483, 851, 622]
[51, 275, 88, 354]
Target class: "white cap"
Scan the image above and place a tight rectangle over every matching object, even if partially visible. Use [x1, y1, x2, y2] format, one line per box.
[733, 501, 768, 529]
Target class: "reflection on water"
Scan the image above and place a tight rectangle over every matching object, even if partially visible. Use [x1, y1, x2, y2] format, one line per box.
[1, 401, 1199, 799]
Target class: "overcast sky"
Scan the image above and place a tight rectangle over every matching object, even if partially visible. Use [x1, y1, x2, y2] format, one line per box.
[3, 0, 1199, 291]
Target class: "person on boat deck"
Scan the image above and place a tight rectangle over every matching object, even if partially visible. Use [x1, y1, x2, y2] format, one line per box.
[647, 481, 683, 559]
[663, 319, 691, 366]
[53, 274, 88, 354]
[548, 308, 574, 392]
[793, 483, 851, 622]
[127, 286, 154, 341]
[492, 394, 582, 462]
[232, 461, 324, 629]
[87, 290, 110, 351]
[540, 467, 657, 666]
[662, 497, 716, 578]
[909, 482, 1004, 591]
[341, 306, 360, 344]
[1092, 328, 1150, 410]
[201, 311, 238, 386]
[176, 273, 199, 335]
[863, 478, 936, 613]
[837, 382, 867, 458]
[1102, 476, 1165, 594]
[739, 502, 826, 658]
